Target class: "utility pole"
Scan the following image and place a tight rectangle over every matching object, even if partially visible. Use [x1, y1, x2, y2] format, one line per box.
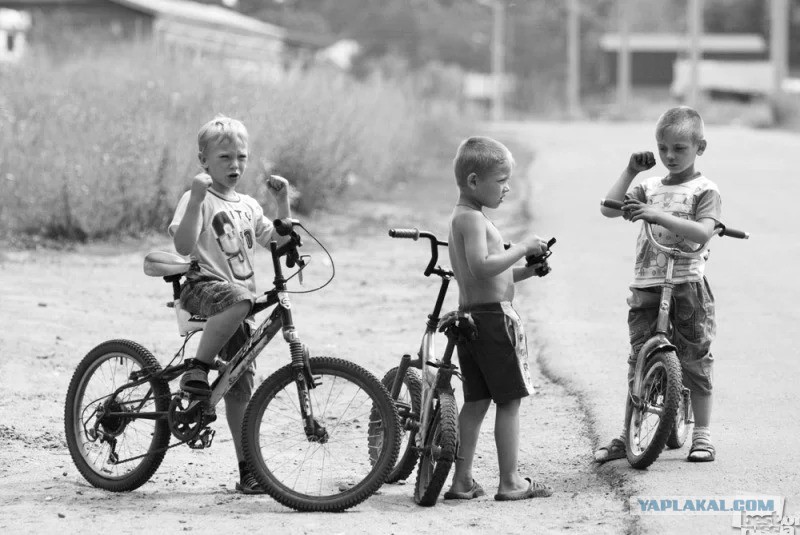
[616, 0, 631, 115]
[566, 0, 581, 118]
[771, 0, 789, 97]
[687, 0, 703, 109]
[491, 0, 506, 121]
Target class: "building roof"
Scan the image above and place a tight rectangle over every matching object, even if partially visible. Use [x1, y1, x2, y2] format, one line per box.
[111, 0, 285, 39]
[600, 33, 766, 54]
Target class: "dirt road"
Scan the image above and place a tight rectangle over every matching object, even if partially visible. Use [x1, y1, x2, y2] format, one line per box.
[0, 145, 627, 534]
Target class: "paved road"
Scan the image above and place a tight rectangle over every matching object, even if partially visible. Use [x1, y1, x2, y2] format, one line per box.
[495, 120, 800, 535]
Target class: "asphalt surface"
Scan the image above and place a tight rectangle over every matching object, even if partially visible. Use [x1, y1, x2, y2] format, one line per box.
[494, 120, 800, 535]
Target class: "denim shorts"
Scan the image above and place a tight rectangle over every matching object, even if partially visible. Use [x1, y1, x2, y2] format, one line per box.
[627, 278, 716, 395]
[456, 302, 534, 404]
[180, 277, 256, 402]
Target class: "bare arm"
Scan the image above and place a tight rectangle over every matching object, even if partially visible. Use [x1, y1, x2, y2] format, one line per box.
[601, 152, 656, 218]
[459, 213, 545, 280]
[626, 200, 717, 243]
[513, 265, 539, 282]
[173, 173, 212, 255]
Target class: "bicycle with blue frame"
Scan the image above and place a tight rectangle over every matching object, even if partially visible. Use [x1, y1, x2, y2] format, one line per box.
[601, 199, 748, 468]
[64, 218, 400, 512]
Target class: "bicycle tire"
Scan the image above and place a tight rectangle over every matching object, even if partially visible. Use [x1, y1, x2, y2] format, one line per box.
[64, 339, 171, 491]
[414, 391, 458, 506]
[666, 387, 692, 449]
[372, 366, 423, 483]
[626, 350, 682, 469]
[242, 356, 400, 512]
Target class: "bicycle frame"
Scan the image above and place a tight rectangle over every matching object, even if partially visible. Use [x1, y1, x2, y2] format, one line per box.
[629, 223, 715, 405]
[388, 230, 455, 447]
[112, 226, 323, 446]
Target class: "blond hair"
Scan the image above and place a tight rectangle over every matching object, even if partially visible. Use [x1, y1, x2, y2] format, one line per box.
[453, 136, 514, 186]
[197, 114, 248, 154]
[655, 106, 705, 144]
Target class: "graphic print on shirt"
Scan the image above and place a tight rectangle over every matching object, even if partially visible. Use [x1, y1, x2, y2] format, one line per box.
[211, 210, 254, 281]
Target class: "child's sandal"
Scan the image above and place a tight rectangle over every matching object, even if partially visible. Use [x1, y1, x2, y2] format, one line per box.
[594, 438, 626, 463]
[687, 439, 715, 462]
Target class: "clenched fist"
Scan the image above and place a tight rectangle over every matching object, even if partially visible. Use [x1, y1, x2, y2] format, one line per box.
[265, 174, 290, 201]
[190, 173, 213, 202]
[627, 151, 656, 173]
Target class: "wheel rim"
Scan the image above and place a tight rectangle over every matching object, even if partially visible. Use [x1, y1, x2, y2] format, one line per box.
[253, 368, 393, 499]
[629, 360, 668, 456]
[71, 352, 161, 480]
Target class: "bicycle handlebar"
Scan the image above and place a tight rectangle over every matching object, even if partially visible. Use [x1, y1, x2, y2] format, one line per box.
[388, 227, 450, 277]
[388, 228, 420, 240]
[600, 199, 750, 242]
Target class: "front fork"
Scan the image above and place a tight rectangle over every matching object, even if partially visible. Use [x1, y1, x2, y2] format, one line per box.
[286, 330, 327, 443]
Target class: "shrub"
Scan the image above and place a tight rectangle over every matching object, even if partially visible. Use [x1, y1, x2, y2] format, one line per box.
[0, 42, 461, 241]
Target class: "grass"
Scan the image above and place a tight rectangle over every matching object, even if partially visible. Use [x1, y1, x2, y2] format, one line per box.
[0, 42, 468, 243]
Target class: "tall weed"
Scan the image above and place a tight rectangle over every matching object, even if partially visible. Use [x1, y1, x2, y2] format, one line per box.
[0, 42, 460, 241]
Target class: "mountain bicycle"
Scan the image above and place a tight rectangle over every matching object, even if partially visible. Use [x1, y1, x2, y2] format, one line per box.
[64, 218, 400, 512]
[600, 199, 748, 468]
[373, 228, 555, 505]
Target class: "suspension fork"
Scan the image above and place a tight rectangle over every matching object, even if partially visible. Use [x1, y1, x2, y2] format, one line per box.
[270, 240, 326, 443]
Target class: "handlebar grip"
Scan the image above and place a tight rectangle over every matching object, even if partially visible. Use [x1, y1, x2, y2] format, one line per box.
[600, 199, 625, 211]
[274, 218, 300, 236]
[388, 228, 420, 240]
[718, 225, 750, 239]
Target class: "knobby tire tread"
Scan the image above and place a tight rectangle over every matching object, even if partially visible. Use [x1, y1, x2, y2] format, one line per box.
[414, 391, 458, 506]
[64, 339, 171, 492]
[627, 350, 682, 469]
[242, 356, 400, 512]
[381, 366, 423, 483]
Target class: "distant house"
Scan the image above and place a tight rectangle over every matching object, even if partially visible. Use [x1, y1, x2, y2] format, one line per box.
[0, 7, 30, 62]
[0, 0, 329, 76]
[599, 32, 768, 87]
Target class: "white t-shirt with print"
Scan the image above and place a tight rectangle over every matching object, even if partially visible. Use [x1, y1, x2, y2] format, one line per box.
[168, 189, 275, 293]
[626, 175, 722, 288]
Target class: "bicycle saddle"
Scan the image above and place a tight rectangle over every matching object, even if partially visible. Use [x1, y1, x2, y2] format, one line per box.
[143, 251, 191, 277]
[438, 311, 478, 341]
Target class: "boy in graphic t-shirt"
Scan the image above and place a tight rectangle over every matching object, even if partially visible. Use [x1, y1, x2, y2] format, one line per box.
[594, 106, 722, 464]
[169, 114, 291, 493]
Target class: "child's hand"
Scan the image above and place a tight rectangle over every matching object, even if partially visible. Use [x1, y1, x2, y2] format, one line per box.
[265, 174, 289, 200]
[519, 234, 549, 257]
[623, 199, 662, 224]
[627, 151, 656, 173]
[190, 173, 213, 202]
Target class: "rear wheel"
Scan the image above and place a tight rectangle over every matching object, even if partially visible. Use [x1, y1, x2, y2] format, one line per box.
[626, 350, 682, 469]
[64, 340, 171, 491]
[414, 391, 458, 506]
[242, 357, 400, 512]
[372, 366, 422, 483]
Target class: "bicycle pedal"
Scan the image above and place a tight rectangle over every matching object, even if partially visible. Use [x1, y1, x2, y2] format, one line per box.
[188, 428, 216, 449]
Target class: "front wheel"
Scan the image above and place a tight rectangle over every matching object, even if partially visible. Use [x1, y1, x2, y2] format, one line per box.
[666, 387, 692, 449]
[242, 357, 400, 512]
[627, 350, 682, 469]
[64, 340, 171, 491]
[414, 391, 458, 506]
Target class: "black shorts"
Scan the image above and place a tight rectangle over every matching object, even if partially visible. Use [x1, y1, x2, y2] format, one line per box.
[456, 302, 533, 404]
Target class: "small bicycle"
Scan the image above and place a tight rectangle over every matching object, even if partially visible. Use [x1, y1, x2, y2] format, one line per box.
[374, 228, 555, 506]
[601, 199, 748, 468]
[64, 219, 400, 512]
